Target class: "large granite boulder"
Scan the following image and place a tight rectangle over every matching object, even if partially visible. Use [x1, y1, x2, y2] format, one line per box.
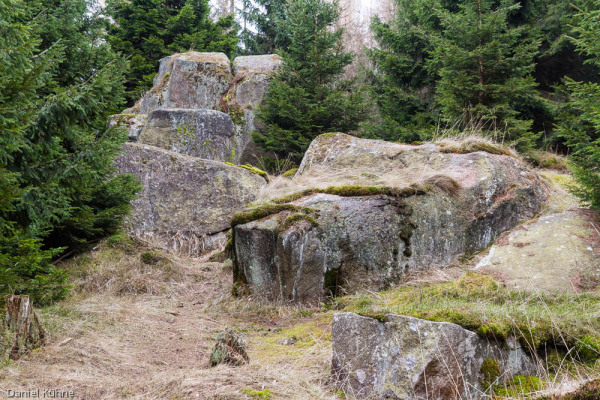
[331, 312, 537, 400]
[116, 143, 266, 256]
[232, 133, 547, 303]
[138, 109, 237, 162]
[139, 52, 232, 113]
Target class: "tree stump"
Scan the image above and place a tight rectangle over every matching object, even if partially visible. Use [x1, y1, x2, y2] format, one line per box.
[2, 295, 46, 361]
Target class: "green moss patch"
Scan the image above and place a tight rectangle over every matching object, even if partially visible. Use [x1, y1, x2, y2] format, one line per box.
[271, 184, 428, 204]
[278, 213, 318, 233]
[495, 375, 542, 397]
[481, 358, 501, 389]
[231, 204, 315, 227]
[337, 273, 600, 357]
[282, 167, 299, 178]
[225, 162, 269, 182]
[241, 388, 273, 399]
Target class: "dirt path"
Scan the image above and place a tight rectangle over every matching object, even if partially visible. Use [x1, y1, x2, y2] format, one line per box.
[0, 259, 337, 400]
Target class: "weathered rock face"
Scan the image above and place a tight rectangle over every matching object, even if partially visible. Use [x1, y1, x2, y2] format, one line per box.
[233, 133, 547, 303]
[139, 52, 232, 113]
[331, 312, 537, 400]
[110, 52, 281, 165]
[116, 143, 266, 255]
[138, 109, 236, 162]
[232, 54, 282, 76]
[476, 210, 600, 293]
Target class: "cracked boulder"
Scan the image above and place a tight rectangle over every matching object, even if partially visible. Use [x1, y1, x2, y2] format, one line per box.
[331, 312, 537, 400]
[115, 143, 266, 256]
[232, 133, 547, 304]
[138, 109, 237, 162]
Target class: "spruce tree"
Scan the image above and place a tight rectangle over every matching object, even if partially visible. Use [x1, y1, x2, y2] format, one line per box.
[1, 0, 140, 303]
[430, 0, 541, 148]
[557, 1, 600, 209]
[240, 0, 289, 54]
[364, 0, 439, 142]
[253, 0, 367, 163]
[106, 0, 239, 102]
[0, 0, 68, 304]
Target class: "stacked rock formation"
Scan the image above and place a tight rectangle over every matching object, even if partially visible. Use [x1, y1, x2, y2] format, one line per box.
[112, 52, 281, 255]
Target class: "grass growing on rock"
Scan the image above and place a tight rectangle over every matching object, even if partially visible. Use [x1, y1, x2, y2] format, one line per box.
[337, 273, 600, 359]
[270, 184, 430, 204]
[231, 204, 315, 227]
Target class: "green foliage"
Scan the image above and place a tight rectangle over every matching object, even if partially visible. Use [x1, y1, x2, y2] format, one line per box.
[253, 0, 368, 163]
[364, 0, 439, 142]
[556, 1, 600, 209]
[430, 0, 542, 149]
[366, 0, 577, 148]
[0, 0, 140, 304]
[106, 0, 239, 102]
[240, 0, 289, 54]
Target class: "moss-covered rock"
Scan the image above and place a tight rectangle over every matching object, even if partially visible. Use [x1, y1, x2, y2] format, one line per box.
[138, 109, 238, 162]
[233, 133, 547, 304]
[331, 312, 536, 399]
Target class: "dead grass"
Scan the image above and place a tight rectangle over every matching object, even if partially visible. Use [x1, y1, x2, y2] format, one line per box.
[432, 135, 520, 159]
[0, 239, 340, 400]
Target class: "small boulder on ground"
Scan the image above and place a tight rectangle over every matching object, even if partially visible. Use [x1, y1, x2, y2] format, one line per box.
[331, 312, 537, 400]
[209, 328, 249, 367]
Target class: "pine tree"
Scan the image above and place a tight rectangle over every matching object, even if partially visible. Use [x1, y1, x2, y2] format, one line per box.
[106, 0, 239, 102]
[557, 1, 600, 209]
[253, 0, 368, 163]
[240, 0, 289, 54]
[364, 0, 439, 142]
[430, 0, 542, 148]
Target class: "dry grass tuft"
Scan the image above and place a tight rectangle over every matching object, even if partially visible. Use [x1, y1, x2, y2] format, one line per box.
[64, 236, 186, 296]
[433, 135, 519, 158]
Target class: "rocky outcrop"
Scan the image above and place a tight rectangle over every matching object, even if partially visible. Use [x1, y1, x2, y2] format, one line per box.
[138, 109, 236, 162]
[115, 143, 266, 255]
[232, 133, 547, 304]
[331, 312, 537, 400]
[110, 52, 281, 165]
[139, 52, 232, 113]
[476, 210, 600, 293]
